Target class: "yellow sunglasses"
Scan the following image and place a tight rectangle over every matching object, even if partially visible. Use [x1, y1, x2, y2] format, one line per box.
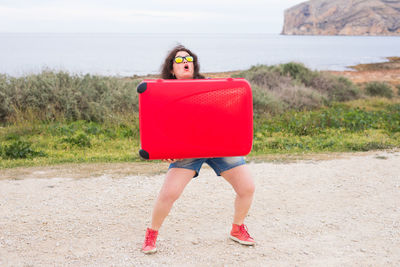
[174, 56, 194, 64]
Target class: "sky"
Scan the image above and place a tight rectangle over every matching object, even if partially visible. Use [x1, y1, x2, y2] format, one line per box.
[0, 0, 306, 33]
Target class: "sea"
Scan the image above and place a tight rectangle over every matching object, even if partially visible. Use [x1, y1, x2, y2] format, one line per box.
[1, 33, 400, 77]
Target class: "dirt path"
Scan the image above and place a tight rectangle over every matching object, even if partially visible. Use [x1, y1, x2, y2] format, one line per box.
[1, 151, 400, 266]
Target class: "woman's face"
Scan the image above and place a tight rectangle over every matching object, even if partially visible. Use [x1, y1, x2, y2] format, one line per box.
[171, 50, 194, 79]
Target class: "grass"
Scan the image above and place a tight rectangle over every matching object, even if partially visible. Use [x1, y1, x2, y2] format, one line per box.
[0, 118, 141, 168]
[1, 97, 399, 169]
[251, 99, 400, 155]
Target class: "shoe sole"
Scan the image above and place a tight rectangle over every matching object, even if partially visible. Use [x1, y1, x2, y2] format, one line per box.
[229, 235, 255, 246]
[142, 248, 157, 254]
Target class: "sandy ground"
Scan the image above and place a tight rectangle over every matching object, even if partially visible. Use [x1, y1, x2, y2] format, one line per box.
[1, 151, 400, 266]
[328, 69, 400, 85]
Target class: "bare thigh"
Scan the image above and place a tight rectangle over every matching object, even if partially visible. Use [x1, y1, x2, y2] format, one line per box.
[158, 168, 196, 202]
[220, 165, 255, 196]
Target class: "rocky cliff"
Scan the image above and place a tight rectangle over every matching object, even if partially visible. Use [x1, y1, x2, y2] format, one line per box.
[282, 0, 400, 36]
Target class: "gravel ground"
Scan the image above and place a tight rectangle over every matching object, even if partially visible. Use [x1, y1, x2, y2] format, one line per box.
[1, 151, 400, 266]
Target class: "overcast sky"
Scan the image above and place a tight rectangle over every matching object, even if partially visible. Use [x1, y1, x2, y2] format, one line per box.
[0, 0, 306, 33]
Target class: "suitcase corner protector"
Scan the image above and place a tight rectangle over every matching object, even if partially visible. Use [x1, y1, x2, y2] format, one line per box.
[139, 149, 150, 159]
[137, 82, 147, 93]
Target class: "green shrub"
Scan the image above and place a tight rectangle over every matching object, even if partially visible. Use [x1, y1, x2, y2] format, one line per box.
[278, 62, 316, 85]
[257, 103, 400, 136]
[0, 71, 140, 123]
[117, 123, 136, 138]
[364, 82, 393, 98]
[251, 85, 286, 115]
[0, 65, 363, 124]
[310, 74, 361, 102]
[0, 89, 11, 121]
[384, 104, 400, 132]
[62, 131, 91, 147]
[274, 84, 326, 110]
[397, 84, 400, 96]
[233, 63, 360, 115]
[3, 132, 20, 141]
[2, 140, 46, 159]
[234, 65, 292, 92]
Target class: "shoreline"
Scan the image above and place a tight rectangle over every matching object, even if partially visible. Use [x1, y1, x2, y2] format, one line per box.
[2, 57, 399, 84]
[326, 56, 400, 85]
[134, 57, 400, 84]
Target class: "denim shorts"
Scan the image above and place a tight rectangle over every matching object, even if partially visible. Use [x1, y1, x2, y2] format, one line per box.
[168, 157, 246, 178]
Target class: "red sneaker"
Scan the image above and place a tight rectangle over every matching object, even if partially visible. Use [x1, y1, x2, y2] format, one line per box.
[230, 224, 255, 245]
[142, 228, 158, 254]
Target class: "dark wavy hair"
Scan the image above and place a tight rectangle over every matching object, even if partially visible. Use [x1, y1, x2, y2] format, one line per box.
[160, 45, 205, 79]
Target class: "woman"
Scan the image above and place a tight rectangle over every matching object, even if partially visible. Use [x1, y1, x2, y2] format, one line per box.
[142, 45, 255, 254]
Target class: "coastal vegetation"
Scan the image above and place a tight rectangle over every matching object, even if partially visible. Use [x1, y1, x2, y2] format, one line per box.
[349, 57, 400, 71]
[1, 62, 399, 168]
[364, 81, 394, 98]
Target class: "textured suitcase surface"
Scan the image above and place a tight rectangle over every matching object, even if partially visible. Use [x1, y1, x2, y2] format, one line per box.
[137, 78, 253, 160]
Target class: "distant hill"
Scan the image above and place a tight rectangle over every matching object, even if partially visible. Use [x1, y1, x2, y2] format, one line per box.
[282, 0, 400, 36]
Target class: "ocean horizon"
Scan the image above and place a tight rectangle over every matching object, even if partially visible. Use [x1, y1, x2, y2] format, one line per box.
[1, 33, 400, 77]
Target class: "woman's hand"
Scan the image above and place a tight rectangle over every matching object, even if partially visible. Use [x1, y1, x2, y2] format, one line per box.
[162, 159, 178, 163]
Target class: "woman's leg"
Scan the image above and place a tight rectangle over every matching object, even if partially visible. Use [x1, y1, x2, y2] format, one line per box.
[220, 164, 255, 225]
[150, 168, 195, 230]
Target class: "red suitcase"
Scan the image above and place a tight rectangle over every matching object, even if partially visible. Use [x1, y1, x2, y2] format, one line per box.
[137, 78, 253, 160]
